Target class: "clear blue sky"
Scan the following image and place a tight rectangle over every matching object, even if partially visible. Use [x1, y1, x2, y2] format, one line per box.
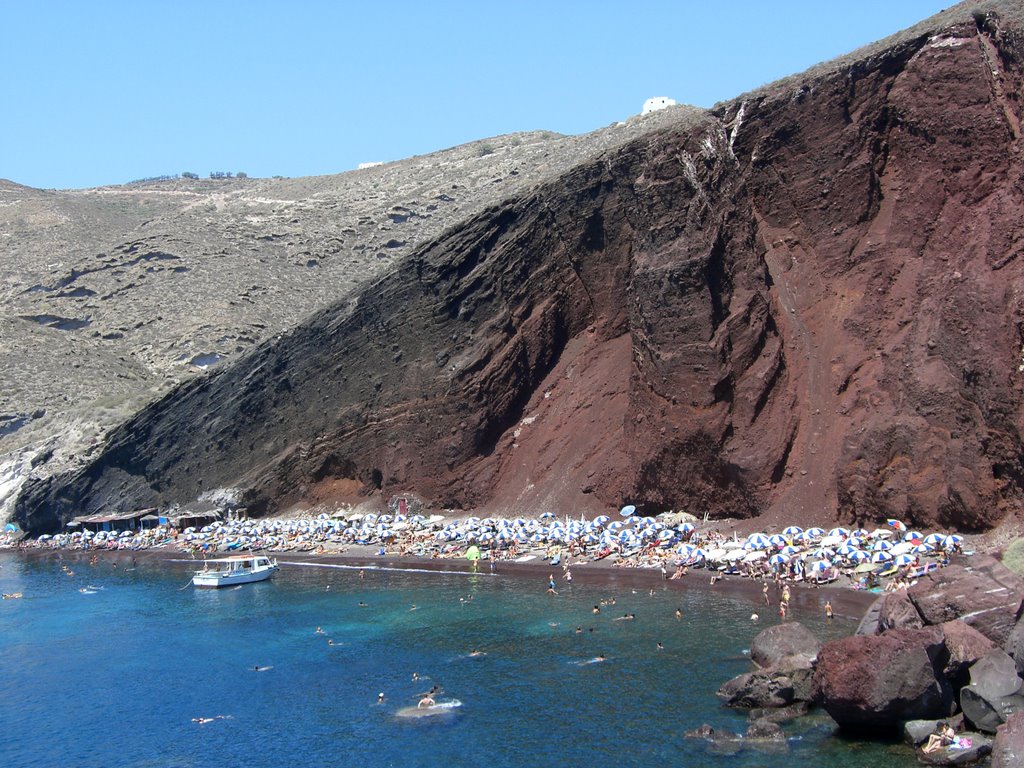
[2, 1, 952, 190]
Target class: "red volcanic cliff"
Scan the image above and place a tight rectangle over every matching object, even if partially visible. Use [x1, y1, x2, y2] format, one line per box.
[15, 4, 1024, 533]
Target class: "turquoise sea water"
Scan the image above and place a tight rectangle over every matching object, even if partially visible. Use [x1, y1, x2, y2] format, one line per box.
[0, 551, 919, 768]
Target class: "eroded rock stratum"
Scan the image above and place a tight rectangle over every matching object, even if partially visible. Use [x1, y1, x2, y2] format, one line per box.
[10, 3, 1024, 534]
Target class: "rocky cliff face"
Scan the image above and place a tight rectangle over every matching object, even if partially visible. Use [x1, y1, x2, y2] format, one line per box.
[13, 2, 1024, 533]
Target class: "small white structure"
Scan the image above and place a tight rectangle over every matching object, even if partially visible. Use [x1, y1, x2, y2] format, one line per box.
[642, 96, 676, 115]
[357, 161, 384, 170]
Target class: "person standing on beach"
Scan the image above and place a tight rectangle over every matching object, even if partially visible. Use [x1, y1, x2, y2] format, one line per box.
[762, 582, 770, 606]
[824, 600, 833, 619]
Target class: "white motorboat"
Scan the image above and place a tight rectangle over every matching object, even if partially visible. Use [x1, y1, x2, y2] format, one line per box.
[192, 555, 278, 588]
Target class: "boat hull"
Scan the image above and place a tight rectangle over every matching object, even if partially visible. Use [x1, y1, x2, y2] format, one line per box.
[192, 563, 277, 588]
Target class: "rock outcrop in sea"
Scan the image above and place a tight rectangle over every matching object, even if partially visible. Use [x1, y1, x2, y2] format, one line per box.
[5, 1, 1024, 534]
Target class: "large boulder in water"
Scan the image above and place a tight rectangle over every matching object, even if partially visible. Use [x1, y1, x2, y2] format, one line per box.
[960, 649, 1024, 733]
[991, 711, 1024, 768]
[718, 669, 798, 709]
[879, 590, 925, 632]
[813, 627, 954, 730]
[750, 622, 820, 668]
[1005, 612, 1024, 677]
[939, 620, 996, 686]
[907, 562, 1023, 647]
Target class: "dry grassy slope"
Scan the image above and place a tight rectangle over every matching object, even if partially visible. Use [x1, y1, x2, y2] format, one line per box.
[0, 109, 696, 471]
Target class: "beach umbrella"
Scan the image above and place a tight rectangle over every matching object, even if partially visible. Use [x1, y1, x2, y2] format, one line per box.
[827, 527, 850, 539]
[812, 547, 836, 559]
[871, 550, 894, 563]
[619, 505, 637, 517]
[869, 528, 893, 539]
[871, 539, 892, 552]
[779, 545, 802, 556]
[809, 560, 830, 573]
[725, 549, 747, 562]
[678, 522, 696, 534]
[837, 543, 860, 556]
[890, 542, 915, 556]
[893, 553, 916, 566]
[743, 550, 767, 562]
[914, 543, 936, 555]
[539, 511, 555, 520]
[847, 550, 870, 562]
[744, 533, 772, 550]
[593, 515, 610, 527]
[805, 527, 826, 538]
[795, 530, 817, 543]
[706, 548, 729, 562]
[922, 533, 945, 545]
[854, 561, 880, 573]
[768, 534, 790, 548]
[942, 534, 964, 550]
[820, 534, 844, 547]
[903, 531, 924, 542]
[768, 553, 790, 566]
[887, 519, 907, 532]
[783, 525, 803, 536]
[689, 548, 709, 561]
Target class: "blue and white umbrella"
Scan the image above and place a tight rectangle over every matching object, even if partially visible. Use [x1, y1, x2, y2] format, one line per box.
[769, 553, 790, 566]
[539, 511, 556, 520]
[782, 526, 803, 536]
[593, 515, 610, 527]
[779, 545, 802, 556]
[827, 527, 850, 538]
[745, 533, 772, 550]
[619, 505, 637, 518]
[679, 522, 696, 534]
[903, 531, 924, 542]
[871, 539, 892, 552]
[893, 553, 916, 566]
[913, 543, 935, 554]
[805, 527, 826, 538]
[768, 534, 790, 548]
[847, 550, 870, 562]
[837, 543, 860, 556]
[871, 550, 894, 563]
[809, 560, 831, 573]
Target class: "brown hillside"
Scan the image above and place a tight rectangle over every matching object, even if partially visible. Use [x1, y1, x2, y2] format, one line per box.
[10, 1, 1024, 535]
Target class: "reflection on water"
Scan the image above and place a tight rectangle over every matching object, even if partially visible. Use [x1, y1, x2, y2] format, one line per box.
[0, 551, 918, 768]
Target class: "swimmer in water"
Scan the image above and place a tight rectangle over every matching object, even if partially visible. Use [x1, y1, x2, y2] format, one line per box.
[412, 672, 420, 682]
[675, 608, 683, 619]
[377, 692, 386, 704]
[418, 694, 435, 708]
[315, 626, 325, 634]
[467, 650, 486, 658]
[613, 613, 636, 621]
[657, 642, 664, 651]
[592, 605, 601, 614]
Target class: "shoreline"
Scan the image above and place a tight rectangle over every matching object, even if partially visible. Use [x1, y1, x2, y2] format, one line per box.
[5, 543, 879, 622]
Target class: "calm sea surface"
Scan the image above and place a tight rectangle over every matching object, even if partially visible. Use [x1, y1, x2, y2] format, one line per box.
[0, 551, 919, 768]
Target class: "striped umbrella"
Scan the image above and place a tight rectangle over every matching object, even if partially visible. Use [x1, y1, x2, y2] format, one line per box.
[871, 550, 894, 563]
